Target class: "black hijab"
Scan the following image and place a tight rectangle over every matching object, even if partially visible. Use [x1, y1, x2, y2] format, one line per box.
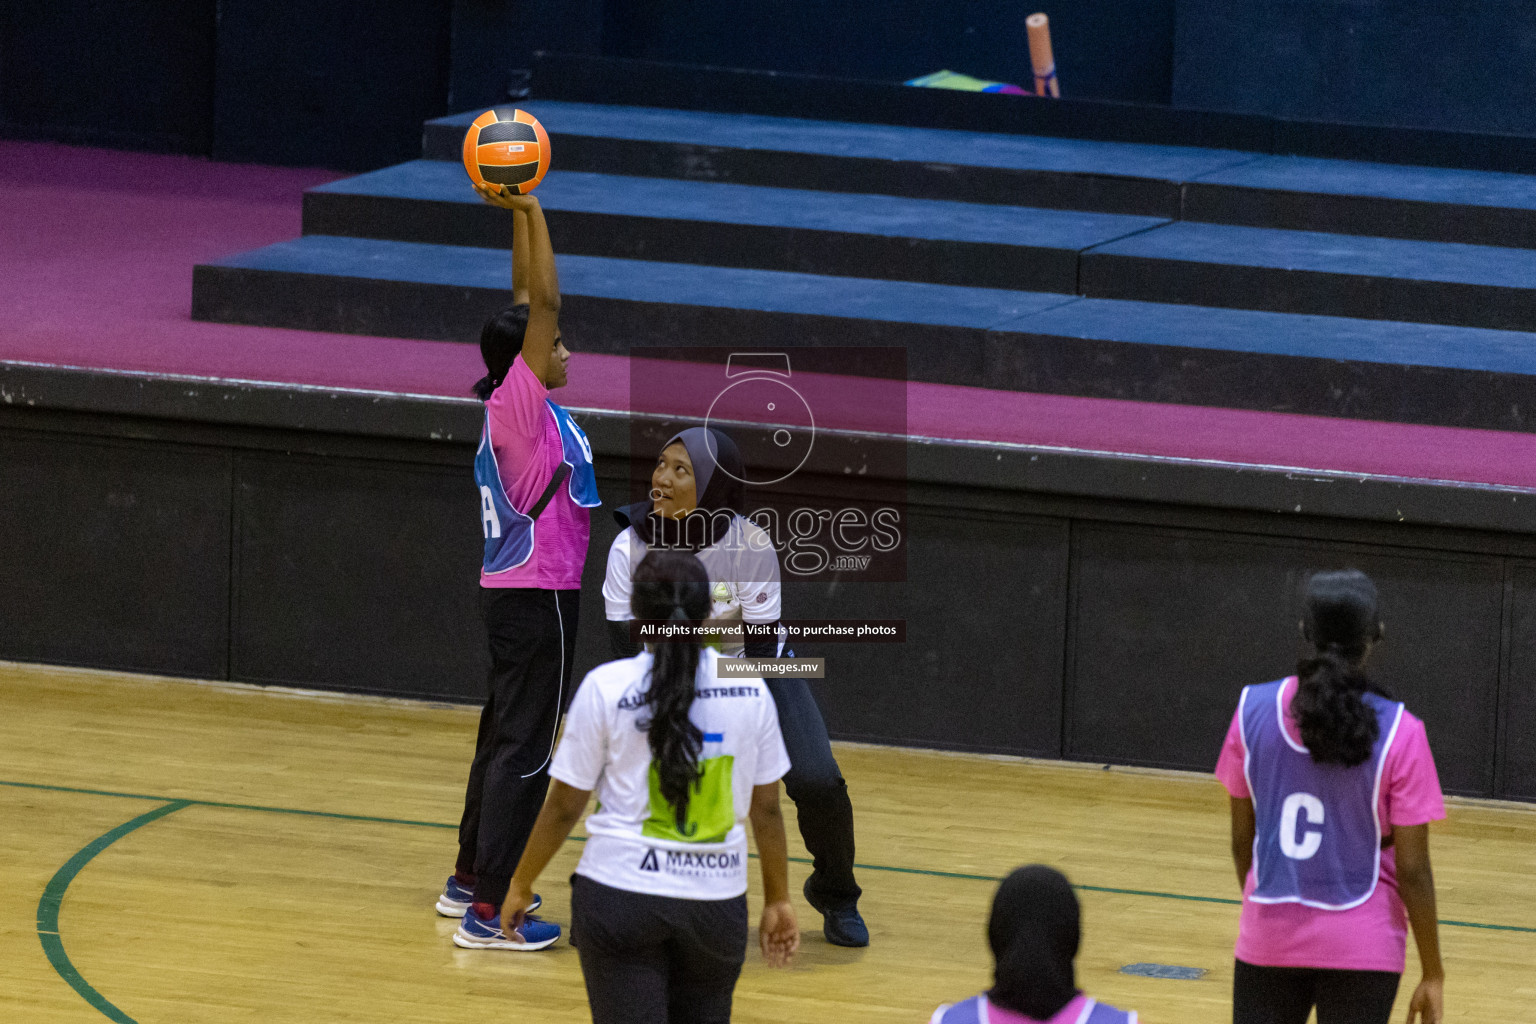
[615, 427, 746, 551]
[987, 866, 1081, 1020]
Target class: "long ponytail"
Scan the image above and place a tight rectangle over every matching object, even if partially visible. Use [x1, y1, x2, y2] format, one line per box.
[1293, 570, 1392, 766]
[473, 304, 529, 401]
[631, 550, 711, 829]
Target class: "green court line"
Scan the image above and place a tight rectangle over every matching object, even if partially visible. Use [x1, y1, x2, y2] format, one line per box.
[1065, 882, 1239, 907]
[1439, 918, 1533, 932]
[36, 800, 192, 1024]
[1, 779, 454, 830]
[9, 776, 1534, 935]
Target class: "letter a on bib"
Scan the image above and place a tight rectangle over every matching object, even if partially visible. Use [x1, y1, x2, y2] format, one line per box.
[474, 402, 600, 573]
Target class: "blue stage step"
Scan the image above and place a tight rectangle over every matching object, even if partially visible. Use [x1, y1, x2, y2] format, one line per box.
[425, 101, 1536, 247]
[199, 234, 1067, 326]
[304, 158, 1536, 329]
[1083, 221, 1536, 331]
[192, 234, 1536, 432]
[427, 101, 1249, 181]
[188, 100, 1536, 436]
[1185, 155, 1536, 247]
[427, 100, 1254, 218]
[303, 160, 1166, 292]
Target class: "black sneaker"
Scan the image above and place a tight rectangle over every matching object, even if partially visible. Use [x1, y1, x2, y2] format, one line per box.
[804, 879, 869, 947]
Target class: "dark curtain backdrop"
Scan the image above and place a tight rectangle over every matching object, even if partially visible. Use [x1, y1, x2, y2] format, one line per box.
[0, 0, 217, 153]
[1174, 0, 1536, 136]
[603, 0, 1176, 106]
[4, 2, 1536, 174]
[211, 0, 454, 169]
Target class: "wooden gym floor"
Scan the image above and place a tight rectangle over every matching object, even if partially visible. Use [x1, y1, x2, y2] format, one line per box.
[2, 661, 1533, 1023]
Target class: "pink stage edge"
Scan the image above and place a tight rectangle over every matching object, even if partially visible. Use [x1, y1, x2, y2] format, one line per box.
[2, 140, 1533, 491]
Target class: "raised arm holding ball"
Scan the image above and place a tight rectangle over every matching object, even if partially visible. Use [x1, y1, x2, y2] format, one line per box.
[436, 142, 602, 954]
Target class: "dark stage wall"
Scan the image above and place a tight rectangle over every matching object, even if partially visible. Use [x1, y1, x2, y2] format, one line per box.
[210, 0, 454, 169]
[2, 379, 1533, 801]
[0, 0, 218, 154]
[600, 0, 1175, 106]
[8, 1, 1536, 168]
[1174, 0, 1536, 136]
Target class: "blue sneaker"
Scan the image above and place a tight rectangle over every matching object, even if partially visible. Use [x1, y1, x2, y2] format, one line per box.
[435, 877, 539, 918]
[452, 909, 561, 951]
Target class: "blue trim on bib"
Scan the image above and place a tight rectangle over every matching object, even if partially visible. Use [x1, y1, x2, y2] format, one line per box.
[475, 401, 600, 574]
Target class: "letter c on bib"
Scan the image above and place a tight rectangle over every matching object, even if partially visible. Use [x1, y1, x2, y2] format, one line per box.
[1279, 792, 1325, 860]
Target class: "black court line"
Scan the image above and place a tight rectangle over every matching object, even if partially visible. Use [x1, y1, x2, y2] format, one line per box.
[9, 777, 1534, 1024]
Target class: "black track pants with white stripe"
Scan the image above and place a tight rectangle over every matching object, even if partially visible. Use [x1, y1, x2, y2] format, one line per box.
[456, 586, 579, 907]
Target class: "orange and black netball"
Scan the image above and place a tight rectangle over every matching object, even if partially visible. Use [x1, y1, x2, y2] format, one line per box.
[461, 108, 550, 195]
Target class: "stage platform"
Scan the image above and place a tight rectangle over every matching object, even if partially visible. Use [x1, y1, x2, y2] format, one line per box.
[420, 100, 1536, 246]
[195, 97, 1536, 433]
[4, 138, 1536, 801]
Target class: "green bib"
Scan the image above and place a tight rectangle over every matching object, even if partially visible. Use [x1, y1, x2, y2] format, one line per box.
[642, 754, 736, 843]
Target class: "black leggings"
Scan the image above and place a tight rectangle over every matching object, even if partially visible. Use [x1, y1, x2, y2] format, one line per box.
[571, 874, 748, 1024]
[455, 587, 579, 906]
[1233, 959, 1401, 1024]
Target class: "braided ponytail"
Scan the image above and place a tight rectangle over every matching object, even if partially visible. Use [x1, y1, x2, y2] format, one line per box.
[631, 550, 711, 829]
[1294, 570, 1393, 766]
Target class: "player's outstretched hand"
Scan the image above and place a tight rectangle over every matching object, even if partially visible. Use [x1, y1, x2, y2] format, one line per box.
[759, 899, 799, 967]
[1406, 975, 1443, 1024]
[474, 182, 537, 212]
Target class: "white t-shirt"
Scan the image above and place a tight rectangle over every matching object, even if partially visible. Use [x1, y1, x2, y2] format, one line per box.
[603, 516, 784, 657]
[550, 648, 792, 900]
